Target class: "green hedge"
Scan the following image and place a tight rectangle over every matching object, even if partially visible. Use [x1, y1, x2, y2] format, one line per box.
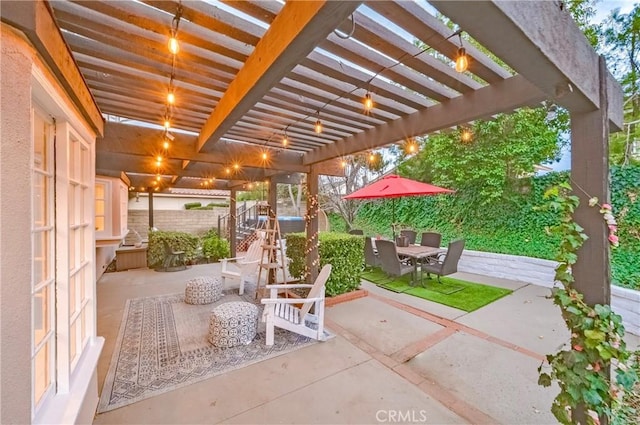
[285, 232, 364, 297]
[201, 229, 230, 261]
[184, 202, 201, 210]
[355, 167, 640, 289]
[148, 230, 200, 267]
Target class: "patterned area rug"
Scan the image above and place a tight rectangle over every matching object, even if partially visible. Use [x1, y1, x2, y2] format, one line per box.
[98, 290, 327, 413]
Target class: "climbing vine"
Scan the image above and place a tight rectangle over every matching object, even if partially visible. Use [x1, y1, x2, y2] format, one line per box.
[537, 182, 637, 424]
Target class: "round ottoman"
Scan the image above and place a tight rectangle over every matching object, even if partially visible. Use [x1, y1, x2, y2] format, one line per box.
[184, 276, 222, 305]
[208, 301, 259, 348]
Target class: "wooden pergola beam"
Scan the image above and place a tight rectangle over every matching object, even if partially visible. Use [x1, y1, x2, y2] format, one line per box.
[304, 74, 546, 165]
[197, 0, 362, 152]
[0, 0, 103, 135]
[430, 0, 623, 130]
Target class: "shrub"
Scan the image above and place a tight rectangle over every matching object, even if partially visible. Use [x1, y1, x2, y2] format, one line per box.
[184, 202, 202, 210]
[148, 230, 199, 267]
[207, 202, 229, 208]
[201, 229, 230, 261]
[285, 232, 364, 297]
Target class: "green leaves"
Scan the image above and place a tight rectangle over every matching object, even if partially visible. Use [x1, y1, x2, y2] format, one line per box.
[538, 183, 636, 425]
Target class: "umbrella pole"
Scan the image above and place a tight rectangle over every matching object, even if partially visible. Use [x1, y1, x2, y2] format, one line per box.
[392, 198, 396, 239]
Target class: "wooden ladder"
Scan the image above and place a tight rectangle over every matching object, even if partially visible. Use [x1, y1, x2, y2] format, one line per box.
[256, 210, 287, 298]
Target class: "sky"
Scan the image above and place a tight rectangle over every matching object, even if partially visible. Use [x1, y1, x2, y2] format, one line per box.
[594, 0, 636, 22]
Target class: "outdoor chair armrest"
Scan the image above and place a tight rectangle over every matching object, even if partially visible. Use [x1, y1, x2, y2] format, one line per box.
[261, 297, 324, 304]
[264, 283, 314, 289]
[221, 255, 246, 263]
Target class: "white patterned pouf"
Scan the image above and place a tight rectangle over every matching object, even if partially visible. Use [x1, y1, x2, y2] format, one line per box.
[184, 276, 223, 305]
[208, 301, 259, 348]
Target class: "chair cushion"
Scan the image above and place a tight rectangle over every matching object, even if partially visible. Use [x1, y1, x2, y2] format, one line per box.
[208, 301, 259, 348]
[184, 276, 223, 305]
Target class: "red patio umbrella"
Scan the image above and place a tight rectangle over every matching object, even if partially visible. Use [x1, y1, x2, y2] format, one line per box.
[343, 174, 454, 237]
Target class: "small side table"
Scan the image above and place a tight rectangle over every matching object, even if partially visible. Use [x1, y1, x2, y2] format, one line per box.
[116, 244, 148, 271]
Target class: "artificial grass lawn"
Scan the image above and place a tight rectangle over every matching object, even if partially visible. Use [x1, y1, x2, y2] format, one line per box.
[361, 267, 512, 312]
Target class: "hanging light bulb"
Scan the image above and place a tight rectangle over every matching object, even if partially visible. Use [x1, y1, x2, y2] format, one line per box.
[261, 152, 268, 161]
[156, 174, 161, 182]
[168, 32, 180, 55]
[341, 159, 347, 168]
[369, 152, 375, 162]
[233, 163, 240, 170]
[461, 128, 473, 143]
[225, 167, 231, 175]
[156, 155, 163, 162]
[363, 92, 373, 111]
[314, 111, 322, 134]
[167, 90, 175, 105]
[163, 140, 170, 150]
[164, 119, 171, 130]
[282, 133, 288, 147]
[455, 47, 468, 73]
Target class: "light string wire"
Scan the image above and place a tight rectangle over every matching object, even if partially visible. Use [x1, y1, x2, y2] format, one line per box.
[259, 27, 464, 152]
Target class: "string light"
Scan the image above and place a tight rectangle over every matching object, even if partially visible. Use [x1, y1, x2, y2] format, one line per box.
[233, 163, 240, 171]
[163, 119, 170, 130]
[156, 155, 163, 162]
[404, 139, 418, 154]
[314, 111, 322, 134]
[261, 29, 465, 153]
[341, 159, 348, 168]
[261, 151, 268, 161]
[167, 89, 175, 105]
[282, 132, 289, 147]
[455, 34, 469, 73]
[369, 152, 376, 162]
[363, 92, 373, 111]
[163, 140, 170, 150]
[460, 127, 473, 143]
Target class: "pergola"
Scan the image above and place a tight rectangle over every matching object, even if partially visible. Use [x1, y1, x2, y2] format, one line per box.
[2, 0, 622, 301]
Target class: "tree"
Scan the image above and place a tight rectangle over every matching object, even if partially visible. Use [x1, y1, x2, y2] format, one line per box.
[319, 153, 389, 230]
[600, 5, 640, 165]
[398, 107, 568, 205]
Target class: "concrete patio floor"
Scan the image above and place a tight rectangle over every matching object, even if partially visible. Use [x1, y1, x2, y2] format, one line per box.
[94, 264, 638, 424]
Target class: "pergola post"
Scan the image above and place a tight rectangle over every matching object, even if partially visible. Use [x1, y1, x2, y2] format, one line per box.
[306, 166, 320, 283]
[570, 56, 611, 425]
[570, 56, 611, 307]
[229, 189, 237, 257]
[147, 188, 154, 229]
[267, 178, 277, 217]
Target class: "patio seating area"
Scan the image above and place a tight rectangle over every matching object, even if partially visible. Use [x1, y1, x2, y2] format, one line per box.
[93, 263, 639, 424]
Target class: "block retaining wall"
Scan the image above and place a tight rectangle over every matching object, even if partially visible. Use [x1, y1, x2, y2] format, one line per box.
[458, 249, 639, 336]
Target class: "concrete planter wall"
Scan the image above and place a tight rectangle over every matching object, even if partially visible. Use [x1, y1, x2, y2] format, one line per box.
[457, 249, 639, 336]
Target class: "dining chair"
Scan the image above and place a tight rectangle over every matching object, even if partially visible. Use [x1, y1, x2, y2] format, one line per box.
[376, 239, 414, 280]
[421, 239, 465, 283]
[420, 232, 442, 248]
[400, 229, 417, 245]
[364, 237, 380, 269]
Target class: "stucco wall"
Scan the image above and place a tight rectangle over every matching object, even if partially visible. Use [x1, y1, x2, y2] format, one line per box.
[0, 24, 38, 423]
[458, 249, 639, 336]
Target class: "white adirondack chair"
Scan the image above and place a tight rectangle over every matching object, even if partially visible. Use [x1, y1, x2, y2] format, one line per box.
[261, 264, 332, 346]
[220, 237, 264, 295]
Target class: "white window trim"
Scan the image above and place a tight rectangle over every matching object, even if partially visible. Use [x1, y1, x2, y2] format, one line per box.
[31, 60, 104, 425]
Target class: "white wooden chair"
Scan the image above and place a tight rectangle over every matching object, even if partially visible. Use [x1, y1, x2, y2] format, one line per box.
[220, 236, 264, 295]
[261, 264, 332, 346]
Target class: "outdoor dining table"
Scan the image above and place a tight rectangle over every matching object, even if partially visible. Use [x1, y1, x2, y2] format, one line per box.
[395, 245, 445, 286]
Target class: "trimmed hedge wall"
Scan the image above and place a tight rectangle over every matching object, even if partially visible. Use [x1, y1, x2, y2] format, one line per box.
[148, 230, 200, 268]
[285, 232, 364, 297]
